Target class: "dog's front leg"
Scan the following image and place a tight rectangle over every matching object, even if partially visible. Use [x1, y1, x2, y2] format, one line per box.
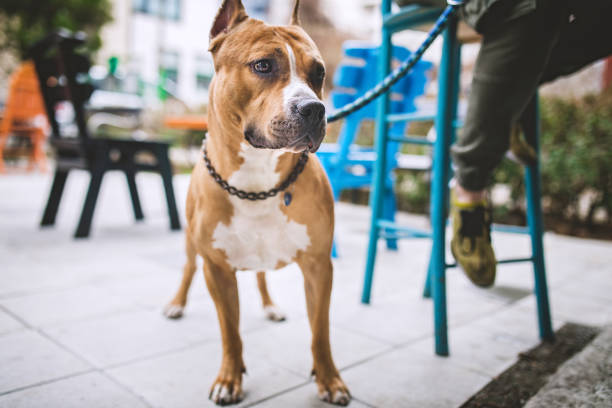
[298, 256, 351, 406]
[203, 258, 245, 405]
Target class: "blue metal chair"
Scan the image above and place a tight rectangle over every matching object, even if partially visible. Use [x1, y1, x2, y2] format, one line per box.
[361, 1, 554, 356]
[317, 42, 432, 253]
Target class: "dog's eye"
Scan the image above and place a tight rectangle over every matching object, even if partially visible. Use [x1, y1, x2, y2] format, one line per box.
[316, 65, 325, 80]
[252, 59, 273, 74]
[309, 63, 325, 88]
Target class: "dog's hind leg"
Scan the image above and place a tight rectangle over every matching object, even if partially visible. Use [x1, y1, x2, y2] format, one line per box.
[256, 271, 286, 322]
[298, 255, 350, 406]
[204, 259, 245, 405]
[163, 235, 197, 319]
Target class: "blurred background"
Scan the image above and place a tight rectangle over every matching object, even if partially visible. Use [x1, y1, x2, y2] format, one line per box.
[1, 0, 611, 239]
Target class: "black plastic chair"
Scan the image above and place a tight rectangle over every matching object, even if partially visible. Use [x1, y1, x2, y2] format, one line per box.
[30, 31, 180, 238]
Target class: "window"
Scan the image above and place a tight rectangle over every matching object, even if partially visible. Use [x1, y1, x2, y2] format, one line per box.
[133, 0, 181, 20]
[160, 51, 180, 94]
[195, 55, 214, 90]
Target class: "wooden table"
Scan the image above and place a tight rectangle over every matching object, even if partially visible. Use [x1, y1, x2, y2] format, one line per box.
[163, 115, 208, 132]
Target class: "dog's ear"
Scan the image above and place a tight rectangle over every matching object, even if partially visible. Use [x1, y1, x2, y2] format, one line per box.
[289, 0, 300, 26]
[210, 0, 248, 42]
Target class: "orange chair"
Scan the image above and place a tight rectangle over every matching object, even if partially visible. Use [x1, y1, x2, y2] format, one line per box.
[0, 61, 48, 172]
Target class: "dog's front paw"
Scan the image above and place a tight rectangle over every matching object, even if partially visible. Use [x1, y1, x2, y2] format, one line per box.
[315, 374, 351, 406]
[209, 375, 243, 405]
[263, 305, 286, 322]
[162, 302, 184, 319]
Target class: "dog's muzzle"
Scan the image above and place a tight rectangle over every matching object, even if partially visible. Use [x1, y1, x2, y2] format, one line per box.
[291, 99, 326, 152]
[248, 98, 326, 153]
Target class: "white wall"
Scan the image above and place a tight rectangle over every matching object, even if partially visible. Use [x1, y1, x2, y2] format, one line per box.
[99, 0, 220, 108]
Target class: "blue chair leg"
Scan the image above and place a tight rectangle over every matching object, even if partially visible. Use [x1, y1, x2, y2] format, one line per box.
[423, 37, 461, 305]
[524, 95, 554, 342]
[430, 15, 460, 357]
[423, 253, 433, 298]
[362, 7, 392, 305]
[382, 180, 398, 250]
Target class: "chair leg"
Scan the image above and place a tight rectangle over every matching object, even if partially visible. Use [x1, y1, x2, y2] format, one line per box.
[422, 252, 433, 298]
[362, 19, 393, 305]
[158, 152, 181, 231]
[125, 170, 144, 221]
[41, 169, 69, 226]
[430, 15, 461, 357]
[523, 95, 554, 342]
[75, 168, 105, 238]
[382, 182, 398, 250]
[32, 129, 47, 172]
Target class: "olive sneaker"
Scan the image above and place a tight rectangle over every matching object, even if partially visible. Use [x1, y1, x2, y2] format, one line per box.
[450, 195, 496, 287]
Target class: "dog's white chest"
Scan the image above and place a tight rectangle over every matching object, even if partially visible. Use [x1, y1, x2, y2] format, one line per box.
[212, 144, 310, 270]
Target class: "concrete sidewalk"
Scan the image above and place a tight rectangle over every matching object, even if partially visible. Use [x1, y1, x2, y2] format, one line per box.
[1, 171, 611, 407]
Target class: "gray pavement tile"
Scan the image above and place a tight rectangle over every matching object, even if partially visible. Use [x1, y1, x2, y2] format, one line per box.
[0, 252, 173, 299]
[406, 324, 535, 377]
[1, 284, 143, 328]
[340, 346, 490, 408]
[330, 276, 508, 347]
[0, 372, 149, 408]
[108, 341, 305, 408]
[43, 309, 220, 367]
[472, 299, 564, 343]
[0, 329, 90, 394]
[250, 383, 371, 408]
[548, 286, 612, 327]
[243, 317, 391, 378]
[3, 172, 612, 408]
[331, 292, 434, 345]
[236, 264, 309, 321]
[98, 269, 203, 310]
[553, 268, 612, 303]
[0, 309, 24, 335]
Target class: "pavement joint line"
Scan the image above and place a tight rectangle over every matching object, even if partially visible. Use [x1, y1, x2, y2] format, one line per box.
[242, 377, 377, 408]
[332, 320, 436, 346]
[97, 369, 156, 408]
[98, 318, 292, 373]
[0, 304, 34, 330]
[99, 338, 219, 371]
[0, 369, 96, 398]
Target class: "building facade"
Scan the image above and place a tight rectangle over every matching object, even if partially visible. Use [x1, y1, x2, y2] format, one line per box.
[98, 0, 270, 108]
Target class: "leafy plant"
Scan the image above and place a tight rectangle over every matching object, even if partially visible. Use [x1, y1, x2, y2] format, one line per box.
[492, 89, 612, 234]
[0, 0, 112, 59]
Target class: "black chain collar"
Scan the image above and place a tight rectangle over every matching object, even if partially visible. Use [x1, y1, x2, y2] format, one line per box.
[202, 147, 309, 201]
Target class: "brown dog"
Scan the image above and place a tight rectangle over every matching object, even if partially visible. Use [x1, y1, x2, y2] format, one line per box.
[163, 0, 350, 405]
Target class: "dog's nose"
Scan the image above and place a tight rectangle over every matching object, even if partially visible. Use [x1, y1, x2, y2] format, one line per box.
[296, 100, 325, 122]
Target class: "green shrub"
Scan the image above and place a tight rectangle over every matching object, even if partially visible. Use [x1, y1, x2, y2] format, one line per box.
[493, 89, 612, 234]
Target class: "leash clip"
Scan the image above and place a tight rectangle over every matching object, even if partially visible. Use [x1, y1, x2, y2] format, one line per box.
[447, 0, 464, 5]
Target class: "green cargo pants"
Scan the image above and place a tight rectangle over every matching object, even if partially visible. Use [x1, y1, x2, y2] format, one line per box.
[452, 0, 612, 191]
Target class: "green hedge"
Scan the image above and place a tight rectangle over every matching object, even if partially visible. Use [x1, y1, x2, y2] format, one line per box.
[494, 89, 612, 235]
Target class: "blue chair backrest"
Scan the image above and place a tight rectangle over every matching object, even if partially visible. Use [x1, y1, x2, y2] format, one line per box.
[331, 41, 432, 126]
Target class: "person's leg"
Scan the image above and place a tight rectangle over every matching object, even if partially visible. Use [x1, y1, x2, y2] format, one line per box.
[540, 0, 612, 85]
[453, 1, 566, 195]
[450, 0, 567, 286]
